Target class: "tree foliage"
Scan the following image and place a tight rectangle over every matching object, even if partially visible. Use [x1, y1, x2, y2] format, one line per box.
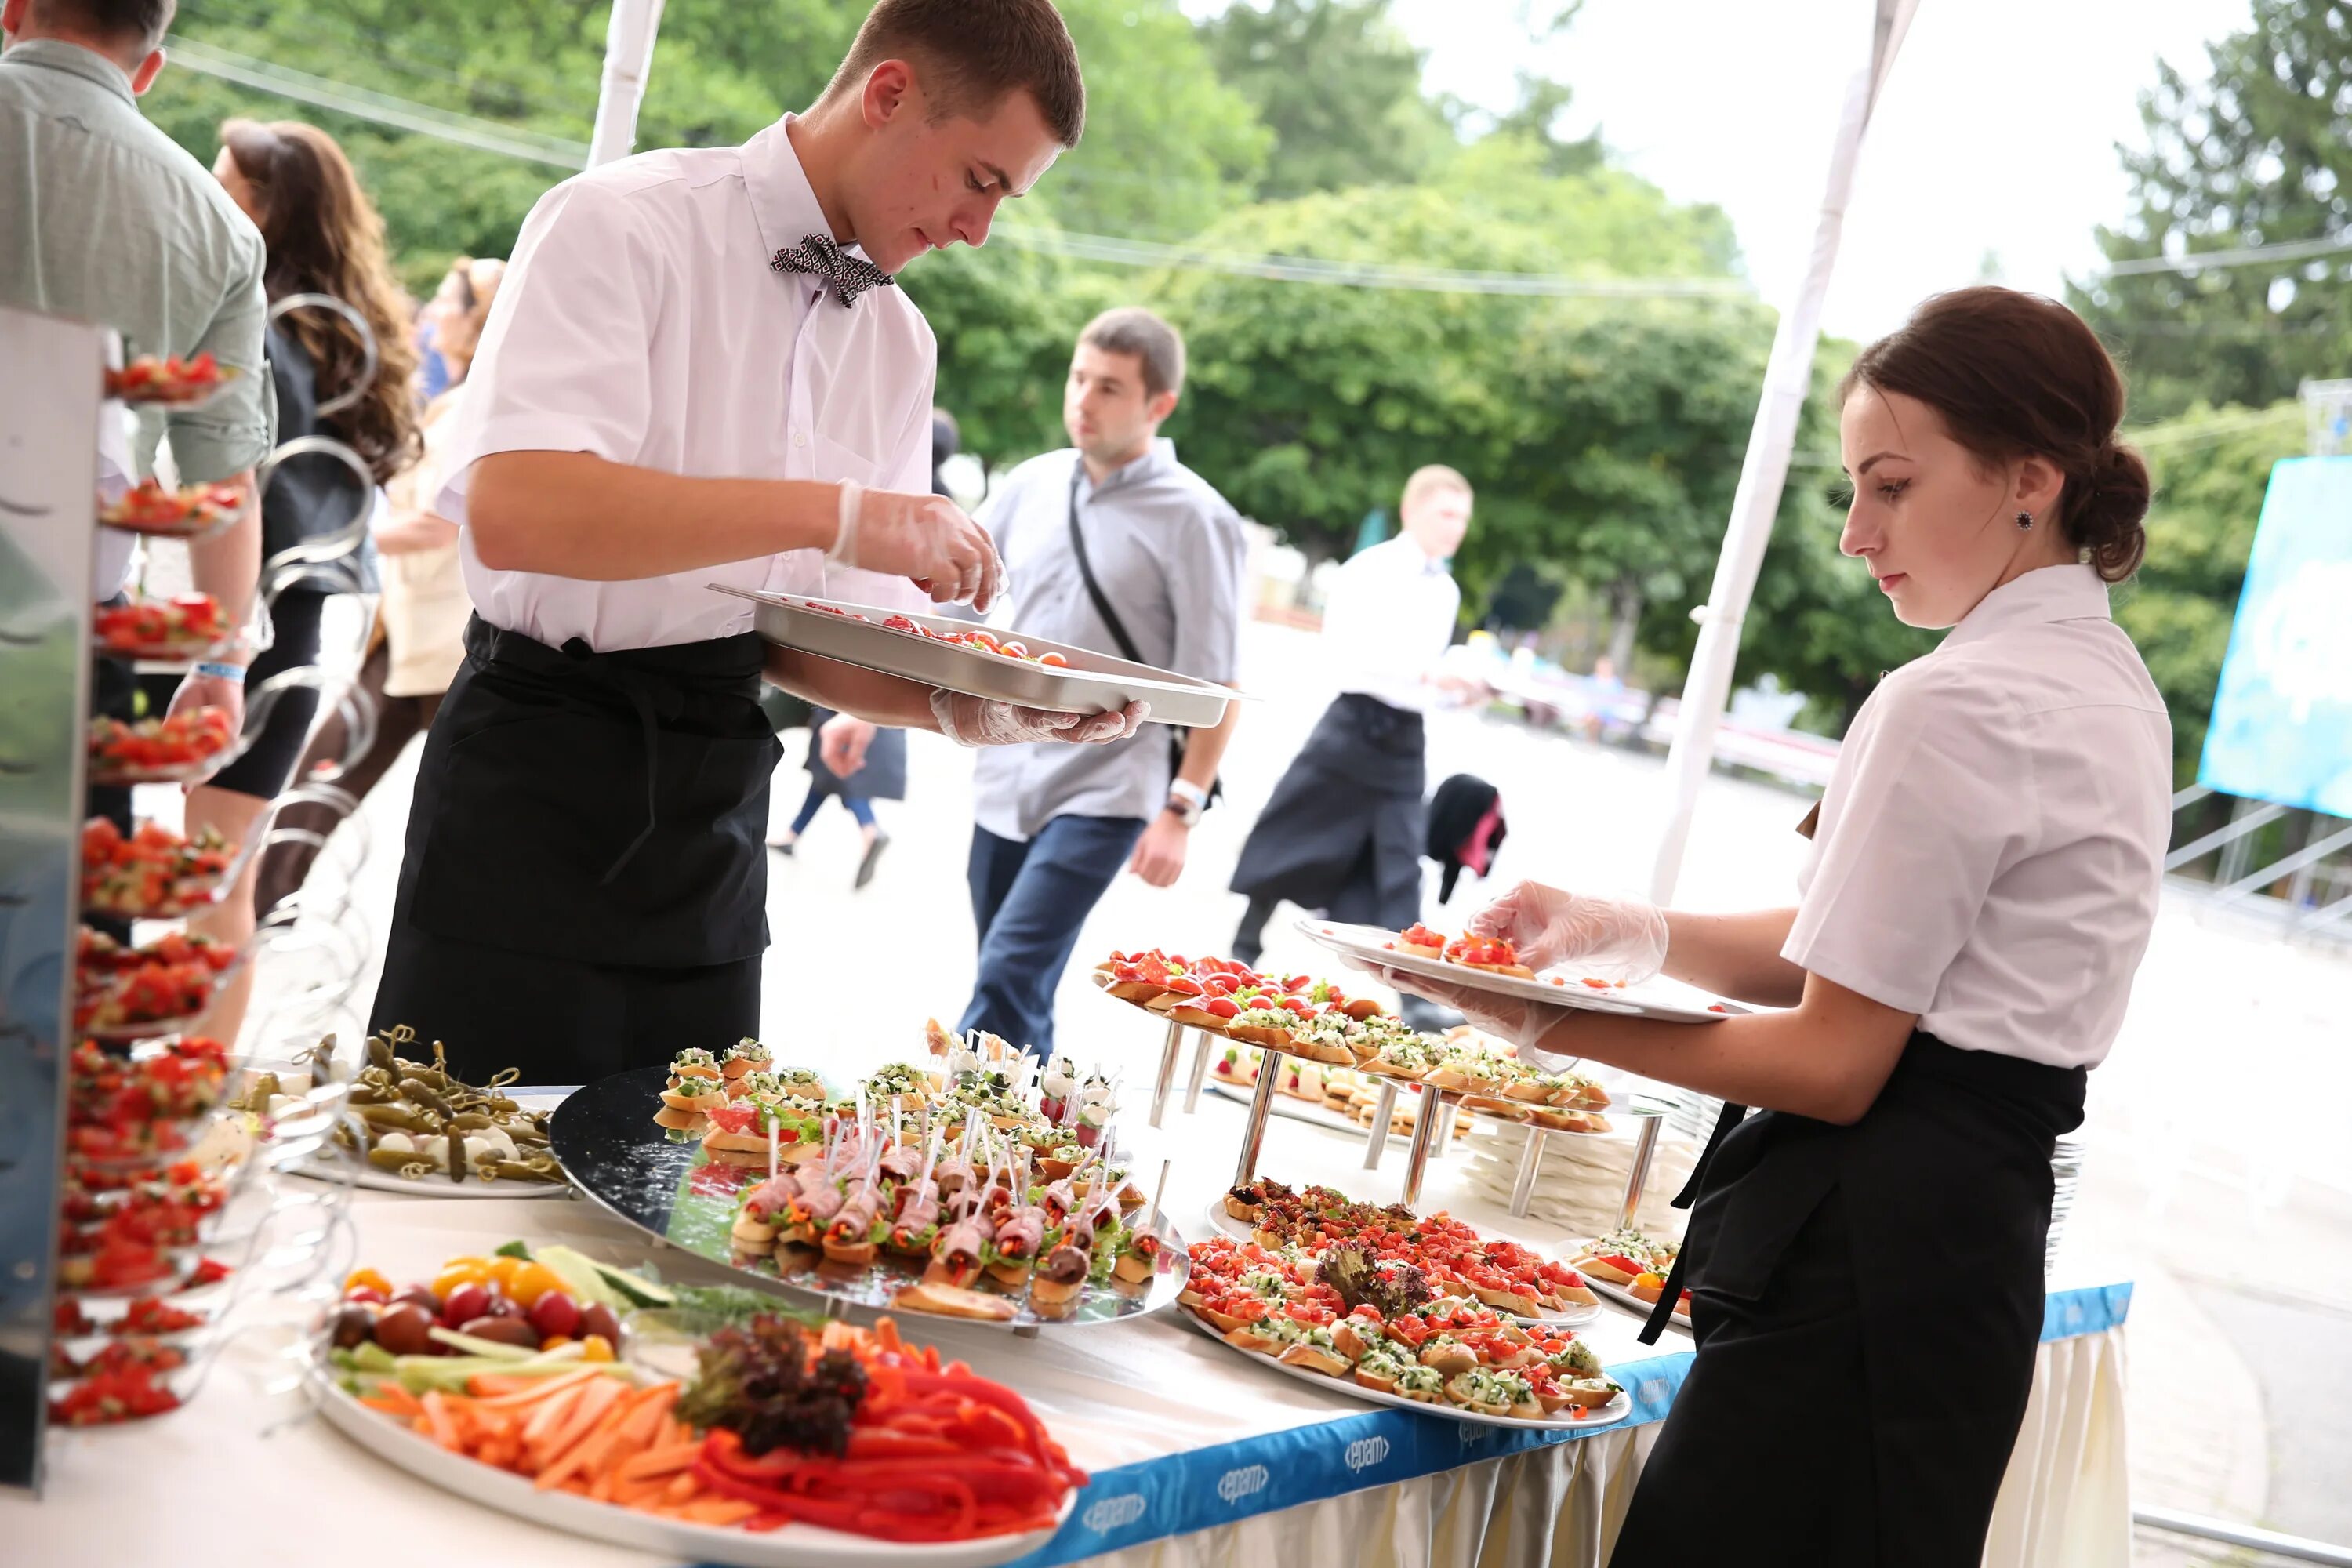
[2112, 402, 2305, 782]
[1197, 0, 1457, 199]
[2071, 0, 2352, 419]
[122, 0, 2280, 746]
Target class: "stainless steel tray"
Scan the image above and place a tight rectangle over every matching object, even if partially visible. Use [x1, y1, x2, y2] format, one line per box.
[714, 585, 1239, 728]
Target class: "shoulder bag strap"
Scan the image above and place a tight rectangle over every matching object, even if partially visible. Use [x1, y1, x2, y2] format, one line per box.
[1065, 462, 1145, 664]
[1063, 462, 1223, 808]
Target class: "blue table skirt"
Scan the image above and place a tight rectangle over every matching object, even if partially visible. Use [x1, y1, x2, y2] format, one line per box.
[1002, 1282, 2134, 1567]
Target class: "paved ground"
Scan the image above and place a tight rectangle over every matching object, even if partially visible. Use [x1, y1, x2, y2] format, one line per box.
[226, 616, 2352, 1562]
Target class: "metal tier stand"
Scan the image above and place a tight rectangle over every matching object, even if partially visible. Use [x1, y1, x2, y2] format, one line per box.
[1616, 1103, 1668, 1230]
[1182, 1029, 1215, 1112]
[1227, 1044, 1295, 1190]
[1144, 1022, 1222, 1125]
[1356, 1077, 1454, 1207]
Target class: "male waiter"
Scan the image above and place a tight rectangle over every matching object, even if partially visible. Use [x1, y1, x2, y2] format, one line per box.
[371, 0, 1139, 1083]
[1229, 466, 1475, 1021]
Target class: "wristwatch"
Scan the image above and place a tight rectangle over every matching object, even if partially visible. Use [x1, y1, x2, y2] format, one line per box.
[1165, 778, 1207, 827]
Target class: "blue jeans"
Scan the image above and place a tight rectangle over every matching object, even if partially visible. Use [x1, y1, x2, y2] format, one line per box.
[788, 784, 875, 835]
[958, 815, 1145, 1059]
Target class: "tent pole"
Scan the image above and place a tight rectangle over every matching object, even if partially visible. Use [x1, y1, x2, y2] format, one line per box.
[1647, 0, 1919, 905]
[586, 0, 669, 169]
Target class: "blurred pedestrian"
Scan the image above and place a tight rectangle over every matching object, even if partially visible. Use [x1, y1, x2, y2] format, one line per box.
[1229, 466, 1478, 1026]
[256, 256, 502, 917]
[196, 115, 420, 1040]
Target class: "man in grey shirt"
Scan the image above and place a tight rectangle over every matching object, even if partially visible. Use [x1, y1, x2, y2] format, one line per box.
[956, 307, 1246, 1056]
[2, 0, 270, 737]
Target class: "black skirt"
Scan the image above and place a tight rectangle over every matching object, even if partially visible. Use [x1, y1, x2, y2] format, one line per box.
[1229, 693, 1425, 924]
[1609, 1033, 2085, 1568]
[372, 616, 780, 1083]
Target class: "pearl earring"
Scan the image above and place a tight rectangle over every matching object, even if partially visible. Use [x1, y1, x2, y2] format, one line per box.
[2015, 510, 2034, 531]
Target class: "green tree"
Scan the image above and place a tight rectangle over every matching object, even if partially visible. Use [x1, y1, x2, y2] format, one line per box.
[2071, 0, 2352, 419]
[2113, 401, 2305, 782]
[140, 0, 1264, 451]
[1197, 0, 1457, 198]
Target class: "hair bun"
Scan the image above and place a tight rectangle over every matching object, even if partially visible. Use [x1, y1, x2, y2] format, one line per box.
[2072, 441, 2151, 582]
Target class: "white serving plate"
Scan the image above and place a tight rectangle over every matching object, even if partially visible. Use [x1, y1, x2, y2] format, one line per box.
[1570, 1268, 1693, 1332]
[1200, 1077, 1427, 1146]
[298, 1158, 574, 1199]
[1172, 1308, 1629, 1432]
[718, 586, 1239, 727]
[310, 1366, 1071, 1568]
[1295, 920, 1744, 1025]
[1201, 1202, 1600, 1330]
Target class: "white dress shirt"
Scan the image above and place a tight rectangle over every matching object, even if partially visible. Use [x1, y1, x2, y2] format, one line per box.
[435, 115, 935, 652]
[1321, 534, 1460, 713]
[1784, 564, 2172, 1069]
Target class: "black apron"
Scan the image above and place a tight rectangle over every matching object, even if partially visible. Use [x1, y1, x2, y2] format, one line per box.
[1229, 692, 1425, 926]
[1608, 1032, 2085, 1567]
[371, 615, 779, 1083]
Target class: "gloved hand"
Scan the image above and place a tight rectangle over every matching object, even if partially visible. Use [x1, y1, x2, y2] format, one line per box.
[830, 481, 1005, 612]
[929, 690, 1148, 747]
[1338, 956, 1577, 1062]
[1467, 880, 1668, 982]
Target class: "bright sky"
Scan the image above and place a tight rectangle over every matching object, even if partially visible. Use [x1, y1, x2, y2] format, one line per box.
[1207, 0, 2253, 341]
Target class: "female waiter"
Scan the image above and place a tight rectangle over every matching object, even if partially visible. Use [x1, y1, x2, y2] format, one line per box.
[369, 0, 1139, 1085]
[1373, 287, 2172, 1567]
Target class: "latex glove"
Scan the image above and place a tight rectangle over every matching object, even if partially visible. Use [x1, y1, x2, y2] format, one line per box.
[818, 712, 874, 777]
[929, 690, 1147, 747]
[829, 481, 1004, 612]
[1343, 958, 1578, 1062]
[1467, 880, 1668, 982]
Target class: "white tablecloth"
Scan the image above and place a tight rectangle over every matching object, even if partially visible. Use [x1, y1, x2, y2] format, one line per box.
[6, 1091, 2132, 1568]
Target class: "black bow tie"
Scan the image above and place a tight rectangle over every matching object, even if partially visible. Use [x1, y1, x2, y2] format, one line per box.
[771, 234, 895, 307]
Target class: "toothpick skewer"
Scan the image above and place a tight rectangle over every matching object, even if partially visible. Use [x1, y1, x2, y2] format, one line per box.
[1148, 1158, 1171, 1233]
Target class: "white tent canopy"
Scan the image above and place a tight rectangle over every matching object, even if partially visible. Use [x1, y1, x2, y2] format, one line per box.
[583, 0, 1923, 902]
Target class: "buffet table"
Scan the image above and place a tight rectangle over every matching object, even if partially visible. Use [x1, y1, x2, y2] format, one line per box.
[5, 1093, 2133, 1568]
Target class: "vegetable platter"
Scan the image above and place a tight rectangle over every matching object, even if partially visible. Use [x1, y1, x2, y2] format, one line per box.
[316, 1239, 1082, 1567]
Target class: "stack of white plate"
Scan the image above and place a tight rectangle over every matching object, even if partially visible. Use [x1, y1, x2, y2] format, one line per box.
[2046, 1132, 2083, 1274]
[1454, 1115, 1701, 1240]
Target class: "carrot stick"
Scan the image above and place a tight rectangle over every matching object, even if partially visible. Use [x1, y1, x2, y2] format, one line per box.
[364, 1381, 423, 1419]
[420, 1392, 462, 1452]
[480, 1367, 602, 1409]
[536, 1385, 655, 1491]
[532, 1376, 623, 1468]
[664, 1469, 700, 1503]
[521, 1381, 588, 1449]
[616, 1440, 703, 1482]
[615, 1385, 677, 1447]
[614, 1477, 670, 1508]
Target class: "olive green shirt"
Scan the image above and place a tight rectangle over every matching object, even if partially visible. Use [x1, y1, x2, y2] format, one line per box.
[0, 38, 274, 482]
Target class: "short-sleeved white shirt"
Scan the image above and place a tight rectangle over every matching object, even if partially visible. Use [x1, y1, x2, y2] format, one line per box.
[1323, 535, 1461, 713]
[1783, 564, 2172, 1069]
[436, 115, 935, 652]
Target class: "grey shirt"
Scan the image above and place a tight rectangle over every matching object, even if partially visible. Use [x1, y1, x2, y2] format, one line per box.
[971, 439, 1247, 840]
[0, 39, 274, 485]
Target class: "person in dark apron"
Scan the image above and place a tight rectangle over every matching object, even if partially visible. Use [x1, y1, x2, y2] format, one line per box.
[367, 4, 1130, 1086]
[1229, 466, 1478, 982]
[1367, 288, 2172, 1566]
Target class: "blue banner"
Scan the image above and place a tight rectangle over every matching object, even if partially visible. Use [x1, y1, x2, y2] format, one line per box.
[2198, 456, 2352, 815]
